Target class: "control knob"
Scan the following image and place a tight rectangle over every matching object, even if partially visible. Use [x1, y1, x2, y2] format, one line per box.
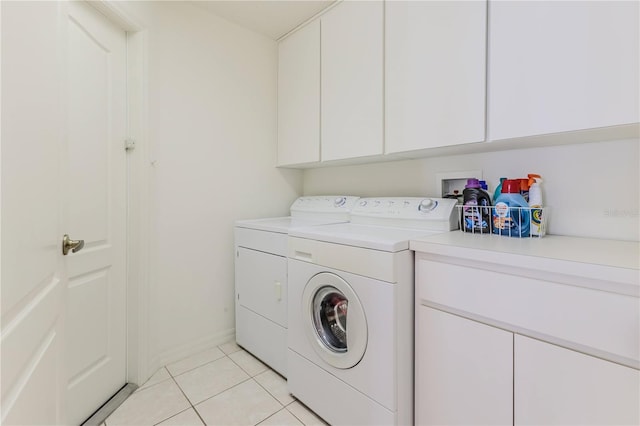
[334, 197, 347, 207]
[418, 198, 437, 212]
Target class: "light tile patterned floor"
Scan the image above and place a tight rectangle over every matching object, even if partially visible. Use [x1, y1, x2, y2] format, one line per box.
[104, 341, 327, 426]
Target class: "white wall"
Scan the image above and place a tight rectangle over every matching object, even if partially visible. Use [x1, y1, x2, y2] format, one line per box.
[304, 138, 640, 241]
[121, 1, 302, 373]
[99, 1, 638, 380]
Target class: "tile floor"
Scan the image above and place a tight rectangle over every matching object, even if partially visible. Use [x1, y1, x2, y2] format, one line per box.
[104, 341, 328, 426]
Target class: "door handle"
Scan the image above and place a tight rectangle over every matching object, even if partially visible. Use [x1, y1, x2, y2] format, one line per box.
[62, 234, 85, 255]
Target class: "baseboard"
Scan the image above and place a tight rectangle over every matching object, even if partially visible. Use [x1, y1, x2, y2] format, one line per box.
[147, 328, 236, 377]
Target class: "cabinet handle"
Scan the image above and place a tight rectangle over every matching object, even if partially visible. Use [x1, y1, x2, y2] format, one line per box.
[294, 251, 313, 262]
[275, 281, 282, 301]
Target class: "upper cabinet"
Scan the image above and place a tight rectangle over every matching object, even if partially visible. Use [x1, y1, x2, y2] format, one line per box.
[276, 0, 639, 168]
[385, 1, 487, 154]
[489, 1, 640, 141]
[277, 20, 320, 167]
[321, 1, 384, 161]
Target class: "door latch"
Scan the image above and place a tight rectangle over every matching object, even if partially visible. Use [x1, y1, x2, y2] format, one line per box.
[62, 234, 85, 255]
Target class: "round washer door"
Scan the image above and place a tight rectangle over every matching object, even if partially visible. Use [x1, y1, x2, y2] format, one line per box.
[302, 272, 367, 369]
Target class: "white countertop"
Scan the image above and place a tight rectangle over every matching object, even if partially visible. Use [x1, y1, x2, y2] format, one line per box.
[410, 232, 639, 293]
[290, 223, 442, 252]
[235, 216, 348, 234]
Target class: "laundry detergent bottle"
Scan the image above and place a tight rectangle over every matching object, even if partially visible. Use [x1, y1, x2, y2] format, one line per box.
[493, 177, 507, 203]
[462, 178, 492, 233]
[492, 179, 530, 237]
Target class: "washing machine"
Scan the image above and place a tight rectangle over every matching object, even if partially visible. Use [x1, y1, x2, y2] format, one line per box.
[234, 196, 359, 377]
[287, 197, 458, 425]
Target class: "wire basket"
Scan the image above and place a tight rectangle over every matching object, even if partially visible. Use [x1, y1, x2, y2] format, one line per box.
[455, 205, 548, 238]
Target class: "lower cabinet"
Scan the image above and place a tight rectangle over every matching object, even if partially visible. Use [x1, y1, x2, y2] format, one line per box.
[416, 306, 513, 425]
[515, 335, 640, 426]
[416, 306, 640, 425]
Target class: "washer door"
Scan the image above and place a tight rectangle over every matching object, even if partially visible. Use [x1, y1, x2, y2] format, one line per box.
[302, 272, 367, 369]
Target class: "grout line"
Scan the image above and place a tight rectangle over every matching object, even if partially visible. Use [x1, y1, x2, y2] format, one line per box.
[219, 341, 244, 356]
[285, 399, 297, 407]
[141, 347, 281, 426]
[254, 407, 291, 426]
[166, 352, 228, 379]
[192, 404, 207, 426]
[168, 375, 208, 426]
[284, 402, 307, 425]
[151, 406, 196, 426]
[252, 371, 290, 408]
[145, 377, 197, 426]
[135, 367, 173, 393]
[186, 374, 255, 408]
[227, 350, 268, 378]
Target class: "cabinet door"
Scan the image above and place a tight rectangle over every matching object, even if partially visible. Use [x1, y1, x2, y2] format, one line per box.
[236, 247, 287, 327]
[277, 20, 320, 166]
[489, 1, 640, 141]
[416, 306, 513, 426]
[321, 1, 383, 161]
[515, 335, 640, 425]
[385, 1, 486, 154]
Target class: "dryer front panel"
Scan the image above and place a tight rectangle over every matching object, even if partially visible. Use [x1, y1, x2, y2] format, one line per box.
[303, 272, 368, 369]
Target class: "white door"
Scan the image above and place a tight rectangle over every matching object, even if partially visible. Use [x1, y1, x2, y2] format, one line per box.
[489, 0, 639, 140]
[385, 0, 487, 153]
[320, 1, 384, 161]
[1, 2, 67, 424]
[415, 306, 513, 426]
[515, 335, 640, 425]
[277, 20, 321, 167]
[0, 2, 128, 424]
[65, 1, 128, 424]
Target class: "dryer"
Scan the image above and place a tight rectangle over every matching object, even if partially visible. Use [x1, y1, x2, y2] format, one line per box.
[234, 196, 359, 377]
[287, 197, 458, 425]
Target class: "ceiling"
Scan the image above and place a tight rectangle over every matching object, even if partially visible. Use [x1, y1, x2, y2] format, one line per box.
[190, 0, 336, 40]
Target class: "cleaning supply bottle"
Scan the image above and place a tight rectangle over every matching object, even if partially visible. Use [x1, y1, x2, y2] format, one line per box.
[462, 178, 492, 233]
[528, 174, 544, 237]
[519, 178, 531, 202]
[493, 177, 506, 203]
[492, 179, 530, 237]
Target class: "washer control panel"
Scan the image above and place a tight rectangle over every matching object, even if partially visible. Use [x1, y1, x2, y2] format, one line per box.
[351, 197, 458, 230]
[290, 196, 360, 214]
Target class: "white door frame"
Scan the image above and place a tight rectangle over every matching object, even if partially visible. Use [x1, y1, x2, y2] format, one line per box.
[88, 0, 152, 387]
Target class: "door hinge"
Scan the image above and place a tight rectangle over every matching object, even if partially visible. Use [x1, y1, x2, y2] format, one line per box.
[124, 138, 136, 151]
